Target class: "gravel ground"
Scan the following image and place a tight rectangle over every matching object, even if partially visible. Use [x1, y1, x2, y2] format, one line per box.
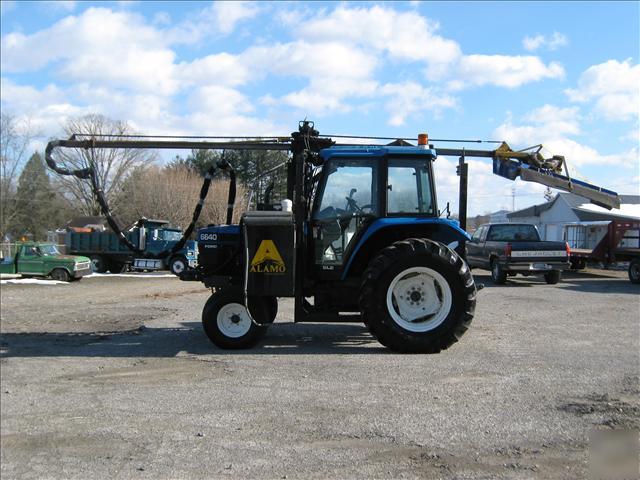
[1, 269, 638, 479]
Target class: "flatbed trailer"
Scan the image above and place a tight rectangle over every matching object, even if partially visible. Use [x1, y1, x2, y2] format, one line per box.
[565, 219, 640, 283]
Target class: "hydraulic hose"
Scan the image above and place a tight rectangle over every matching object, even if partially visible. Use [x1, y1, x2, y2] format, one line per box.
[45, 140, 236, 259]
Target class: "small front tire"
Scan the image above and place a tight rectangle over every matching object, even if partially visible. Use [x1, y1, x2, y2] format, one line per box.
[202, 290, 270, 349]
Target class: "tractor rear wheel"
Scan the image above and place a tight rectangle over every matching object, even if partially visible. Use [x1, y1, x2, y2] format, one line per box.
[359, 238, 475, 353]
[202, 290, 271, 349]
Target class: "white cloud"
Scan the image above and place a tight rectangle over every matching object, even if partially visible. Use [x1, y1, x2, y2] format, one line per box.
[452, 55, 565, 89]
[211, 1, 260, 35]
[152, 11, 171, 26]
[523, 32, 568, 52]
[180, 53, 251, 87]
[565, 59, 640, 121]
[297, 5, 462, 70]
[379, 82, 457, 126]
[241, 41, 379, 115]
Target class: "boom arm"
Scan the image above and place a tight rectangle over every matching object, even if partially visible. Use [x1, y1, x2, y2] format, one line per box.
[436, 143, 620, 210]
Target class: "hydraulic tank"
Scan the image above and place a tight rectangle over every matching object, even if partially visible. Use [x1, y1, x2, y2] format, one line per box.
[243, 211, 295, 297]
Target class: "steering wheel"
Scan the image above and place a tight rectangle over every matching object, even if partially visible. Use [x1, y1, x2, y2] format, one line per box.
[345, 196, 374, 214]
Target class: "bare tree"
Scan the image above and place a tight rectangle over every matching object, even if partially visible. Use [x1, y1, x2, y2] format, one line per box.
[55, 114, 156, 216]
[116, 165, 246, 229]
[0, 113, 38, 240]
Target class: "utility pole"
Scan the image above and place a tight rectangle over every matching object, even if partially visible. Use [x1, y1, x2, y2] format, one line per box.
[511, 186, 516, 211]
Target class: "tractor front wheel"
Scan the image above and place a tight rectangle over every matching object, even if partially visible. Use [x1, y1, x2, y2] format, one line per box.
[202, 290, 271, 349]
[359, 238, 476, 353]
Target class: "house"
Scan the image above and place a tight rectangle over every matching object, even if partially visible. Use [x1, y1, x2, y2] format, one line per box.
[507, 193, 640, 245]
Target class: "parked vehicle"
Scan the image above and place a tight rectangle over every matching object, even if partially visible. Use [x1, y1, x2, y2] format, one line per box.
[0, 242, 91, 282]
[466, 223, 570, 284]
[564, 220, 640, 283]
[65, 218, 198, 275]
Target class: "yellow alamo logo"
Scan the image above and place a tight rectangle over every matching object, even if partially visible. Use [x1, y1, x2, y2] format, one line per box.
[250, 240, 286, 274]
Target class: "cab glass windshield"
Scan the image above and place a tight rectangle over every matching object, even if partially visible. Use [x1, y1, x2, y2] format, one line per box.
[39, 245, 60, 256]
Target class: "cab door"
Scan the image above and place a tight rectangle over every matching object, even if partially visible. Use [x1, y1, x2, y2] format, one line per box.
[17, 246, 45, 274]
[312, 158, 378, 271]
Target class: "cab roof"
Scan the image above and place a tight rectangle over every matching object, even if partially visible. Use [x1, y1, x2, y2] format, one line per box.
[320, 145, 437, 161]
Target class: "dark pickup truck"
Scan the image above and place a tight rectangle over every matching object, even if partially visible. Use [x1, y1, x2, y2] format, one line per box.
[466, 223, 570, 284]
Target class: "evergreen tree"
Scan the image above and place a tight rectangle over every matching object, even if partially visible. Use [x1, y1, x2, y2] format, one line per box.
[13, 152, 67, 240]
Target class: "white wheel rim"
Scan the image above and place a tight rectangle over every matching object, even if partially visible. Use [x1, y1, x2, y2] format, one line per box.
[217, 303, 252, 338]
[386, 266, 453, 333]
[91, 258, 101, 271]
[172, 260, 185, 274]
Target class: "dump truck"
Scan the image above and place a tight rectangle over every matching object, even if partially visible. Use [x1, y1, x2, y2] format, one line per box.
[66, 218, 198, 275]
[0, 242, 91, 282]
[45, 121, 620, 352]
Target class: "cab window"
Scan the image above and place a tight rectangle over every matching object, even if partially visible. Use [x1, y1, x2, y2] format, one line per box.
[387, 158, 434, 214]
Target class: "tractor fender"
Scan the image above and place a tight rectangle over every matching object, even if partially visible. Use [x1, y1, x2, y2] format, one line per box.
[342, 218, 470, 279]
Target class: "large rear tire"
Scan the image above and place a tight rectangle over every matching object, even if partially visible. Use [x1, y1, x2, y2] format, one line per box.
[359, 238, 476, 353]
[202, 290, 271, 349]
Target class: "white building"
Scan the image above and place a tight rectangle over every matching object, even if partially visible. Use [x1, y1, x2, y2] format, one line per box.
[507, 193, 640, 245]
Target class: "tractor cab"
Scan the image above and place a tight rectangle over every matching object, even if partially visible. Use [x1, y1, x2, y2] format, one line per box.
[311, 145, 439, 274]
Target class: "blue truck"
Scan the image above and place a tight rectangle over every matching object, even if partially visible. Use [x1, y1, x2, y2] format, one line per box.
[65, 218, 197, 275]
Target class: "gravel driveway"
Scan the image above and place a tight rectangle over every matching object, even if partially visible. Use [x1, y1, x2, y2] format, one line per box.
[1, 269, 638, 479]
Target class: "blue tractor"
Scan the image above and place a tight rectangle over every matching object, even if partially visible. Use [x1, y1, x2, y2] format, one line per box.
[45, 121, 620, 352]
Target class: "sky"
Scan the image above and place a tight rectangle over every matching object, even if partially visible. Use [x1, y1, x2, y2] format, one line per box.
[1, 0, 638, 216]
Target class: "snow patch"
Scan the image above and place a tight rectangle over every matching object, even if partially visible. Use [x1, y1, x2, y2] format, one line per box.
[0, 278, 69, 285]
[84, 273, 176, 278]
